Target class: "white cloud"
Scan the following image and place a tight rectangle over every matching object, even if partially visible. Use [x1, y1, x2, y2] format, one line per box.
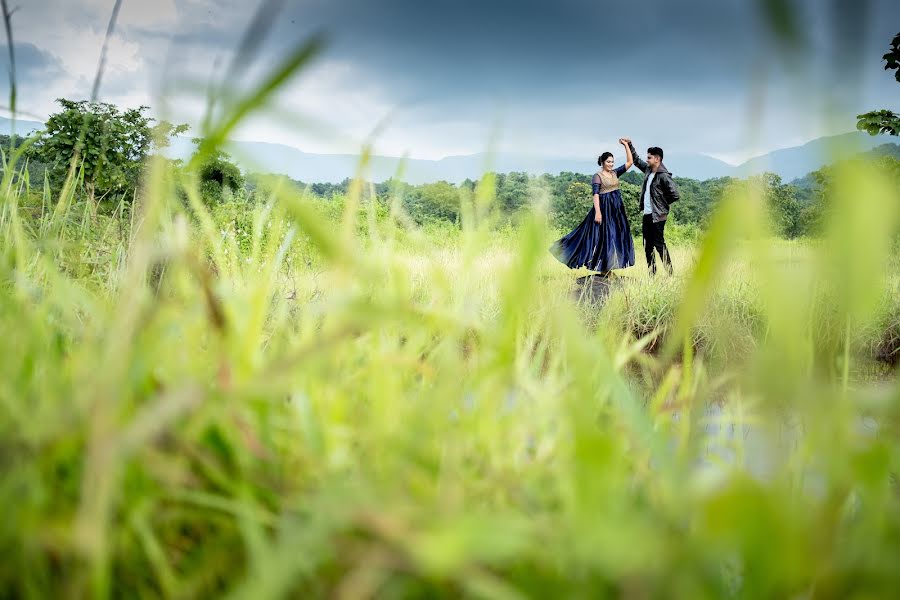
[3, 0, 898, 166]
[5, 0, 150, 115]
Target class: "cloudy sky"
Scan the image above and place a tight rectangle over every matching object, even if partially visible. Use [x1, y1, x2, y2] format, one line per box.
[1, 0, 899, 164]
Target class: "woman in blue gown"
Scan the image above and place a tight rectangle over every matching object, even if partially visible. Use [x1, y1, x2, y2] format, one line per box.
[550, 139, 635, 274]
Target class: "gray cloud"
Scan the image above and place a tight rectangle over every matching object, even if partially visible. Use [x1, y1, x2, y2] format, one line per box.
[225, 0, 897, 99]
[0, 42, 65, 83]
[5, 0, 900, 161]
[169, 0, 768, 104]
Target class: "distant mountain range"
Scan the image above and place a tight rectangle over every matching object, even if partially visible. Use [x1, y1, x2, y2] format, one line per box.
[2, 116, 896, 184]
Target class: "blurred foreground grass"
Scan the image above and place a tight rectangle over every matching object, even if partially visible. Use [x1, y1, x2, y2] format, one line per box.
[2, 1, 900, 592]
[1, 143, 899, 598]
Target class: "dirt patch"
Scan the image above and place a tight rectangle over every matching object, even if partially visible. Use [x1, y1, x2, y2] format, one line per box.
[570, 273, 621, 306]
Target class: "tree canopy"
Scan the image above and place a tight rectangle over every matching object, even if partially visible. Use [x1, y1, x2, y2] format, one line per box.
[27, 98, 187, 204]
[857, 32, 900, 136]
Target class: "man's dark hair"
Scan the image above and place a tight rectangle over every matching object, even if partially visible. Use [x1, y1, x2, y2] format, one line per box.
[647, 146, 664, 160]
[598, 152, 613, 166]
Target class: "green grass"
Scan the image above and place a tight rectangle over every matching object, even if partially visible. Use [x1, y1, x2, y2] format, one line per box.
[2, 12, 899, 592]
[2, 152, 900, 598]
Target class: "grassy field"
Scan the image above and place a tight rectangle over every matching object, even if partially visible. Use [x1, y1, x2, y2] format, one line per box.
[2, 150, 899, 599]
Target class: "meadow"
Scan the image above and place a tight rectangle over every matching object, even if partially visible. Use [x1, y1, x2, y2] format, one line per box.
[2, 145, 899, 599]
[2, 5, 900, 594]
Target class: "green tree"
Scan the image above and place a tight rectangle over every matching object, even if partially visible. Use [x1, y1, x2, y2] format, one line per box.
[495, 172, 530, 214]
[193, 147, 245, 205]
[306, 178, 350, 198]
[28, 99, 186, 206]
[459, 178, 477, 192]
[804, 155, 900, 238]
[541, 171, 590, 204]
[726, 173, 803, 238]
[406, 181, 461, 224]
[758, 173, 802, 238]
[668, 176, 733, 229]
[620, 170, 644, 186]
[619, 181, 642, 236]
[857, 32, 900, 136]
[0, 133, 47, 184]
[551, 181, 591, 231]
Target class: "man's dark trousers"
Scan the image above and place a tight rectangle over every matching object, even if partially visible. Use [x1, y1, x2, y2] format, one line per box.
[642, 214, 672, 275]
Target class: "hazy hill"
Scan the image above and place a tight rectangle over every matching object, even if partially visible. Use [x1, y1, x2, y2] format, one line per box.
[3, 116, 894, 184]
[734, 132, 894, 181]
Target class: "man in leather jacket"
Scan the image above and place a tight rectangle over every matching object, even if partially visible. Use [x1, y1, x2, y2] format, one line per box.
[624, 139, 680, 275]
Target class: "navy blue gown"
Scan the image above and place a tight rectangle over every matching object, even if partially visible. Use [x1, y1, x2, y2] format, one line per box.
[550, 165, 635, 272]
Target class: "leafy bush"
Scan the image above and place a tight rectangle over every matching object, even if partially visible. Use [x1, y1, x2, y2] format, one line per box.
[196, 150, 245, 205]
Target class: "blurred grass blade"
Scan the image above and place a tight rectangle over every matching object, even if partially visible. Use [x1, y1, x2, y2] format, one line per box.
[192, 33, 326, 166]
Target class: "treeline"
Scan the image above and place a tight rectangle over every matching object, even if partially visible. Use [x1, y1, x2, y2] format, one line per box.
[5, 97, 900, 240]
[286, 144, 900, 239]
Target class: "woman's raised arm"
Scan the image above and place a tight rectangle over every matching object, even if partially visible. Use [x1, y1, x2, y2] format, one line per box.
[621, 138, 634, 171]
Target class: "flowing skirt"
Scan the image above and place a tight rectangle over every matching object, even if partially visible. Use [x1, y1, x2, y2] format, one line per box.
[550, 189, 635, 271]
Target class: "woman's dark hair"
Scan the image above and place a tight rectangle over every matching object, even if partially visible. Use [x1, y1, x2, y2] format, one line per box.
[648, 146, 664, 160]
[598, 152, 614, 166]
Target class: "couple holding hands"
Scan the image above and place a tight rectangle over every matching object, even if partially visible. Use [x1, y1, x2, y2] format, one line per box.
[551, 138, 680, 276]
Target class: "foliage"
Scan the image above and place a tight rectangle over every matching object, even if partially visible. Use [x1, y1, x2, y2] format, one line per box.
[0, 133, 46, 184]
[745, 173, 803, 238]
[2, 140, 900, 598]
[403, 180, 462, 225]
[619, 170, 644, 186]
[287, 158, 900, 242]
[881, 31, 900, 82]
[551, 181, 591, 230]
[620, 180, 642, 235]
[857, 32, 900, 136]
[194, 148, 245, 205]
[669, 176, 734, 229]
[26, 99, 186, 205]
[494, 171, 530, 216]
[857, 109, 900, 136]
[802, 155, 900, 238]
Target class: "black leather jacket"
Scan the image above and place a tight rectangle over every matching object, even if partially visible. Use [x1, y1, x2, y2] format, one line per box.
[628, 142, 680, 223]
